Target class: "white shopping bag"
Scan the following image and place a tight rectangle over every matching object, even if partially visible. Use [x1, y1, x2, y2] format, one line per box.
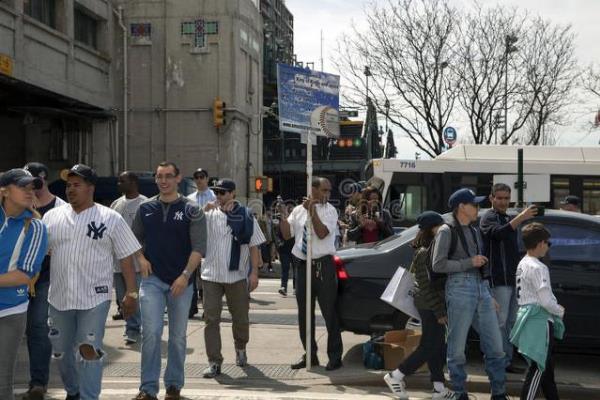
[380, 265, 420, 320]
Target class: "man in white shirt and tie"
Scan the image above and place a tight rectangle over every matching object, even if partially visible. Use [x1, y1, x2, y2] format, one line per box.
[279, 177, 343, 371]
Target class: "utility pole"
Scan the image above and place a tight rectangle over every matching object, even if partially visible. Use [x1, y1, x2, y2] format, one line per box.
[503, 34, 518, 143]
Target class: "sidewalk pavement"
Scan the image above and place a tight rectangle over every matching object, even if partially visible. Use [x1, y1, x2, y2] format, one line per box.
[13, 278, 600, 399]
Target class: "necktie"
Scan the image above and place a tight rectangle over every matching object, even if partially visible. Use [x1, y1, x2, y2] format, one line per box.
[301, 224, 308, 255]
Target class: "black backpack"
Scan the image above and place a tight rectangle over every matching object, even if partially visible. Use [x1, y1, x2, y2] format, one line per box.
[425, 222, 480, 288]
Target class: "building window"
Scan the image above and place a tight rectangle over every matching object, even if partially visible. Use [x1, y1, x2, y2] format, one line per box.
[24, 0, 56, 29]
[130, 22, 152, 45]
[181, 19, 218, 50]
[74, 8, 98, 49]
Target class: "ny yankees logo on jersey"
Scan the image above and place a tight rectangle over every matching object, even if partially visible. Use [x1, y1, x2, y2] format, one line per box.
[174, 211, 184, 221]
[87, 221, 107, 240]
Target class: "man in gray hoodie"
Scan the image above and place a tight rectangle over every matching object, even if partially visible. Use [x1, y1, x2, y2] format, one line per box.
[432, 188, 506, 400]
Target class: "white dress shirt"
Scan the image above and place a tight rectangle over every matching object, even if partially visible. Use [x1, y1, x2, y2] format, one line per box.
[287, 202, 338, 260]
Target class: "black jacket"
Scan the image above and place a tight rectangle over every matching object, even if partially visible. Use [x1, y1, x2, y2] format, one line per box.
[480, 208, 520, 287]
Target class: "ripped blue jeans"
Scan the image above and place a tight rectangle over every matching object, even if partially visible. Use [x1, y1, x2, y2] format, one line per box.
[48, 301, 110, 400]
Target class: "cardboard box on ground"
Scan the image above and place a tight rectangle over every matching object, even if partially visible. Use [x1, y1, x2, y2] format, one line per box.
[378, 329, 427, 371]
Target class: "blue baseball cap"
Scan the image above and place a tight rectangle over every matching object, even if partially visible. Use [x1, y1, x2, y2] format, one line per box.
[211, 178, 236, 192]
[448, 188, 486, 209]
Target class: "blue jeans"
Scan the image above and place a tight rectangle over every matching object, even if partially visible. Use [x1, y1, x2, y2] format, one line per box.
[445, 273, 506, 396]
[48, 301, 111, 400]
[113, 272, 142, 338]
[26, 280, 52, 388]
[139, 275, 193, 396]
[491, 285, 518, 367]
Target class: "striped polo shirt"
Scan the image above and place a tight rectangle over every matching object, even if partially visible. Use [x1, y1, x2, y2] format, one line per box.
[201, 207, 265, 284]
[43, 203, 141, 311]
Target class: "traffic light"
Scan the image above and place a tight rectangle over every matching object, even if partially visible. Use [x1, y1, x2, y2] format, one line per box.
[254, 176, 266, 192]
[213, 97, 225, 128]
[254, 176, 273, 192]
[336, 137, 362, 148]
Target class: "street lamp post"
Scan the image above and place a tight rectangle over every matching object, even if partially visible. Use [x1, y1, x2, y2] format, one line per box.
[363, 65, 372, 104]
[384, 99, 390, 133]
[364, 66, 373, 160]
[503, 34, 518, 143]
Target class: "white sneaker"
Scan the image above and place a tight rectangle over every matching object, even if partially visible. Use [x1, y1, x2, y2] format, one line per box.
[383, 373, 409, 400]
[432, 387, 454, 400]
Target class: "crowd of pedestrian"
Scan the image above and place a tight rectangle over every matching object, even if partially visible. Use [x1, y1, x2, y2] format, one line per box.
[1, 161, 357, 400]
[383, 185, 565, 400]
[1, 161, 569, 400]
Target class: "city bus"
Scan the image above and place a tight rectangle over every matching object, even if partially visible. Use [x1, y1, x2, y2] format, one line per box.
[365, 145, 600, 227]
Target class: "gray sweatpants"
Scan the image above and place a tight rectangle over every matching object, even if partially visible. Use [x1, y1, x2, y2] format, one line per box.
[0, 312, 27, 400]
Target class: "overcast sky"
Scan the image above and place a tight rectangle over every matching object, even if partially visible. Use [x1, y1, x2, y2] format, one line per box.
[285, 0, 600, 157]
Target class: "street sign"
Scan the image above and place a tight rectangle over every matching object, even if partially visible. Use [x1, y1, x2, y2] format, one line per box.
[0, 54, 13, 76]
[276, 64, 340, 138]
[443, 126, 457, 145]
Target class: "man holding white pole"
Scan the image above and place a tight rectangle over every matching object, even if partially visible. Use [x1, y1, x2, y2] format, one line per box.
[279, 176, 343, 371]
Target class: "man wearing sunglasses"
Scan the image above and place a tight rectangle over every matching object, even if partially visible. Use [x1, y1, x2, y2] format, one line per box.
[187, 168, 215, 207]
[186, 168, 216, 318]
[200, 179, 265, 378]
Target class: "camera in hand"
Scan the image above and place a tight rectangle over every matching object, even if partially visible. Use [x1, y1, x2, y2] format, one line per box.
[536, 205, 545, 217]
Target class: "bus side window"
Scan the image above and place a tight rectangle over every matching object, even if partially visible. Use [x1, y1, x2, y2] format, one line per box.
[386, 184, 427, 225]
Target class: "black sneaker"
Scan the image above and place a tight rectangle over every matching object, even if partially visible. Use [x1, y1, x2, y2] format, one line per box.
[22, 386, 45, 400]
[203, 363, 221, 378]
[278, 287, 287, 296]
[65, 394, 81, 400]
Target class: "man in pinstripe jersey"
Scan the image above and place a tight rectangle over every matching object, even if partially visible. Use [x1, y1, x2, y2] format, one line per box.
[42, 164, 141, 400]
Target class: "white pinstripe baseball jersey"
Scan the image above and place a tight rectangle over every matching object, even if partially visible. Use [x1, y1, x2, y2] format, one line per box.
[201, 208, 265, 284]
[43, 203, 141, 310]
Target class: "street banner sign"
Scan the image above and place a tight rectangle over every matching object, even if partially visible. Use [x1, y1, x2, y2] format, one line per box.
[443, 126, 457, 145]
[276, 64, 340, 138]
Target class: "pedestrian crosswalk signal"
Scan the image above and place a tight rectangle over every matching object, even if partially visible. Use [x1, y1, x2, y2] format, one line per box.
[213, 97, 225, 128]
[254, 177, 266, 192]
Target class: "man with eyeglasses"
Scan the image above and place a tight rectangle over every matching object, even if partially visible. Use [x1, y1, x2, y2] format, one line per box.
[199, 178, 265, 378]
[186, 168, 215, 318]
[132, 162, 207, 400]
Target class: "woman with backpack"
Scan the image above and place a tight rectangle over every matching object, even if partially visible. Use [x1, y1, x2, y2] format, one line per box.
[0, 169, 48, 400]
[384, 211, 452, 400]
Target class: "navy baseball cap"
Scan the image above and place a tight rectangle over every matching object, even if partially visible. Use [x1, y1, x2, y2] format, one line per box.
[24, 162, 49, 180]
[193, 168, 209, 179]
[66, 164, 98, 185]
[417, 211, 444, 229]
[0, 168, 43, 189]
[448, 188, 486, 209]
[560, 195, 580, 206]
[211, 178, 236, 192]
